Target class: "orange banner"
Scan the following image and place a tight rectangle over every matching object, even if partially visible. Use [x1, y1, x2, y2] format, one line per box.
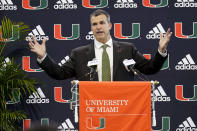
[79, 81, 151, 131]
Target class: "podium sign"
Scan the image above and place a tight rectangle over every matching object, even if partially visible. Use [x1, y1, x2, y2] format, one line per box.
[79, 81, 151, 131]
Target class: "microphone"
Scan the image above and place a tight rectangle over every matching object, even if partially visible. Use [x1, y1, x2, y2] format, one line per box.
[87, 58, 99, 80]
[123, 59, 138, 75]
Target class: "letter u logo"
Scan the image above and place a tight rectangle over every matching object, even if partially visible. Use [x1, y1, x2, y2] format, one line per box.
[82, 0, 108, 8]
[142, 0, 168, 8]
[22, 0, 48, 10]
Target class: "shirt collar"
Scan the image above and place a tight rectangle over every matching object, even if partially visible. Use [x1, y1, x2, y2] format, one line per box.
[94, 37, 113, 49]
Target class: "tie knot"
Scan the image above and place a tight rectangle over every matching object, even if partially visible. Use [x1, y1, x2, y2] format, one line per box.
[102, 44, 108, 50]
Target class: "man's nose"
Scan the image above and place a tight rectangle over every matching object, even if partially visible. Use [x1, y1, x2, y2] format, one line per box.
[96, 24, 102, 29]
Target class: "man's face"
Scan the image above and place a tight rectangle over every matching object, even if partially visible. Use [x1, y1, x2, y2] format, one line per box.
[91, 14, 112, 43]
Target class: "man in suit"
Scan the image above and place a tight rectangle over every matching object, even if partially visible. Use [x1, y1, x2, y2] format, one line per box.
[29, 9, 172, 81]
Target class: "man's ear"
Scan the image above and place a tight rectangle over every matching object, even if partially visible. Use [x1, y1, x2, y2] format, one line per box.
[109, 22, 112, 30]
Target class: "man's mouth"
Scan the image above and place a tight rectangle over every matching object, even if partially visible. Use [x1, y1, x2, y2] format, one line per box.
[96, 31, 104, 35]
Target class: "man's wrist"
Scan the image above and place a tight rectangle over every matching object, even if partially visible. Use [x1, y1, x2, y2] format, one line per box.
[37, 53, 47, 63]
[158, 48, 167, 57]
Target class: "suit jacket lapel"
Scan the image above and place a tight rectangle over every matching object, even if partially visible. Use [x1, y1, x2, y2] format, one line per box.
[86, 43, 98, 81]
[113, 41, 121, 81]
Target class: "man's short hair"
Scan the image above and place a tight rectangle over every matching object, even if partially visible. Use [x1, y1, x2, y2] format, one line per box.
[90, 9, 110, 23]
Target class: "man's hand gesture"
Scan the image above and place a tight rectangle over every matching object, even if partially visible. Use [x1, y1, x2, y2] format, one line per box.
[28, 36, 47, 59]
[159, 28, 172, 53]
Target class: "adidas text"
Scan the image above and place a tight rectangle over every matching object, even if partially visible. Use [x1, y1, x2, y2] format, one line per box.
[176, 127, 197, 131]
[174, 2, 197, 7]
[146, 33, 161, 39]
[26, 98, 49, 104]
[26, 36, 49, 41]
[86, 35, 94, 40]
[0, 5, 17, 10]
[114, 3, 137, 8]
[152, 96, 171, 102]
[54, 4, 77, 9]
[175, 64, 197, 70]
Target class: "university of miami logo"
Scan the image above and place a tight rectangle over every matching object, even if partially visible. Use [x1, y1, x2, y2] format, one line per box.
[54, 24, 80, 40]
[82, 0, 108, 8]
[176, 85, 197, 101]
[142, 0, 168, 8]
[86, 117, 105, 129]
[0, 25, 19, 42]
[152, 117, 170, 131]
[114, 23, 140, 39]
[22, 0, 48, 10]
[175, 22, 197, 39]
[22, 56, 43, 72]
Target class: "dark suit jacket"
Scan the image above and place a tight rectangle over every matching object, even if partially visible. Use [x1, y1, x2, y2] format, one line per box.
[39, 40, 167, 81]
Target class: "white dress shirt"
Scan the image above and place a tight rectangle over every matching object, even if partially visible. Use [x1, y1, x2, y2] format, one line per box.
[94, 38, 113, 81]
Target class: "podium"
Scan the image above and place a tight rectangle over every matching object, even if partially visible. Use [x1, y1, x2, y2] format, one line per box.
[70, 81, 157, 131]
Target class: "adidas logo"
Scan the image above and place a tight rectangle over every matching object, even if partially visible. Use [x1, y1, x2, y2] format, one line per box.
[175, 0, 197, 7]
[54, 0, 77, 9]
[0, 0, 17, 10]
[175, 54, 197, 70]
[58, 118, 78, 131]
[26, 25, 49, 41]
[86, 31, 94, 40]
[26, 88, 49, 104]
[176, 117, 197, 131]
[146, 23, 166, 39]
[114, 0, 137, 8]
[58, 56, 70, 66]
[152, 85, 171, 102]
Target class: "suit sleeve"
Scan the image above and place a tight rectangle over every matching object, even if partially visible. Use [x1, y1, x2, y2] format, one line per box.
[38, 50, 76, 80]
[131, 45, 167, 75]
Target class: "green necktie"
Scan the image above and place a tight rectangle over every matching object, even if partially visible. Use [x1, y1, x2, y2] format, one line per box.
[102, 44, 111, 81]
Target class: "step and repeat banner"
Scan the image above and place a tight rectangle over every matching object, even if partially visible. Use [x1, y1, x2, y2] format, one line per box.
[1, 0, 197, 130]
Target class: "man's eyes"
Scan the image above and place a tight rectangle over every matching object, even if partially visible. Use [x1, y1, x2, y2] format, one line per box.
[92, 21, 105, 26]
[100, 21, 105, 24]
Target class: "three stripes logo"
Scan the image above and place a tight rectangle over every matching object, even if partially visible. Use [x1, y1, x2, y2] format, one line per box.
[0, 0, 17, 10]
[86, 31, 94, 40]
[26, 88, 49, 104]
[54, 0, 77, 10]
[57, 118, 78, 131]
[175, 22, 197, 39]
[152, 85, 171, 102]
[114, 0, 137, 8]
[58, 56, 70, 66]
[22, 0, 48, 10]
[175, 54, 197, 70]
[176, 117, 197, 131]
[82, 0, 108, 8]
[26, 25, 49, 41]
[174, 0, 197, 8]
[146, 23, 166, 39]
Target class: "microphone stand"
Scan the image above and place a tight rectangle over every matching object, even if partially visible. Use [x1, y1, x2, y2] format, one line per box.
[128, 67, 150, 81]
